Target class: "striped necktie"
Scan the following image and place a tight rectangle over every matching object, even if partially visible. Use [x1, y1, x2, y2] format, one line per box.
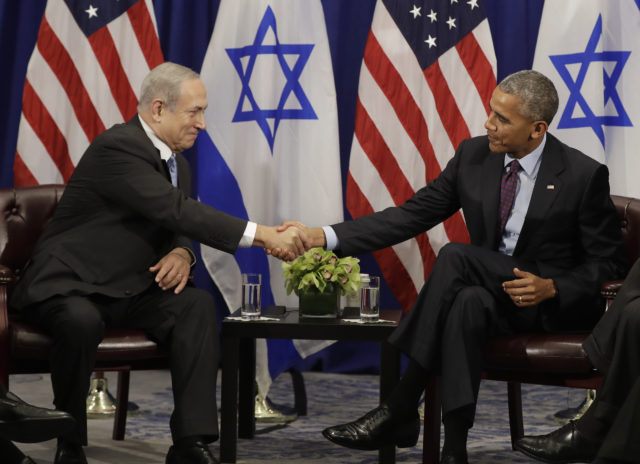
[167, 154, 178, 187]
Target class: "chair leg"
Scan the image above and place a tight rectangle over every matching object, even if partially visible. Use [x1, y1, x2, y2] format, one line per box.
[422, 376, 441, 464]
[112, 370, 130, 440]
[507, 381, 524, 449]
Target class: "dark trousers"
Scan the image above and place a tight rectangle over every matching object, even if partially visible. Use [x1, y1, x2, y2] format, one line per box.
[389, 243, 543, 423]
[583, 259, 640, 462]
[23, 285, 219, 445]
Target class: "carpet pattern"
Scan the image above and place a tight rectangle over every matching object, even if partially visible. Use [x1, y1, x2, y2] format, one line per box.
[11, 370, 588, 463]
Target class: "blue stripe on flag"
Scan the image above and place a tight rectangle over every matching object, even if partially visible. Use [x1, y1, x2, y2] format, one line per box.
[196, 131, 275, 307]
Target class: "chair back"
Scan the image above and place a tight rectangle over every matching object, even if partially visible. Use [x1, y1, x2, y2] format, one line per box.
[612, 195, 640, 269]
[0, 184, 65, 303]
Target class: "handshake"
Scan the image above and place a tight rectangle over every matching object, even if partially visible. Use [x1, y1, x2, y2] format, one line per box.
[254, 222, 326, 261]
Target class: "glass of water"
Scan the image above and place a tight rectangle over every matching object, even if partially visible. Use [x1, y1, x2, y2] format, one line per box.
[241, 273, 261, 320]
[360, 275, 380, 322]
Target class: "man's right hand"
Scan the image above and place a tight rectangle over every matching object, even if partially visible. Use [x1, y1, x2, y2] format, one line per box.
[253, 225, 308, 261]
[265, 222, 327, 260]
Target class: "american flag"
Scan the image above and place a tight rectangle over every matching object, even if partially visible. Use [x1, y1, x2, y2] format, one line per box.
[347, 0, 496, 311]
[14, 0, 163, 186]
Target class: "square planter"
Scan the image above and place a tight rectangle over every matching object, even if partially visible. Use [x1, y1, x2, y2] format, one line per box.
[298, 291, 339, 318]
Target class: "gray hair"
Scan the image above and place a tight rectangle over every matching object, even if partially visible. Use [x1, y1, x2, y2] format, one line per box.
[138, 62, 200, 112]
[498, 70, 559, 125]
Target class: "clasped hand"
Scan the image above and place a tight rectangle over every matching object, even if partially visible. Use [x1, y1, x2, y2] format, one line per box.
[257, 224, 309, 261]
[502, 267, 557, 306]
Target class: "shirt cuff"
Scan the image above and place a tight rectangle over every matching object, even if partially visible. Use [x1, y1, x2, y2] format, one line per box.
[239, 221, 257, 248]
[179, 247, 196, 268]
[322, 225, 339, 250]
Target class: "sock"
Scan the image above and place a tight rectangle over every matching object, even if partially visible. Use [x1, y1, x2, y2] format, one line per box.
[175, 435, 203, 449]
[574, 398, 616, 442]
[442, 406, 473, 458]
[0, 439, 27, 464]
[384, 359, 430, 422]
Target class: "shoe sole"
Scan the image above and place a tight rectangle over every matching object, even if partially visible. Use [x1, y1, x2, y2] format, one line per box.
[514, 442, 594, 464]
[0, 417, 74, 443]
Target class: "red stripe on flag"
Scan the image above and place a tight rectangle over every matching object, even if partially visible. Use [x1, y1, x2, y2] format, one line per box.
[455, 33, 496, 115]
[364, 33, 440, 183]
[21, 80, 74, 182]
[346, 173, 418, 312]
[88, 28, 139, 120]
[423, 61, 471, 150]
[13, 152, 39, 187]
[127, 0, 164, 69]
[354, 99, 414, 204]
[36, 18, 106, 141]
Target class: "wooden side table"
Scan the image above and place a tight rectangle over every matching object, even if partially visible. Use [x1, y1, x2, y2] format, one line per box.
[220, 308, 403, 463]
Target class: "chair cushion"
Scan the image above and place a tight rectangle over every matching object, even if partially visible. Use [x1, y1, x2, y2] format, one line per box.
[10, 320, 164, 362]
[485, 333, 593, 374]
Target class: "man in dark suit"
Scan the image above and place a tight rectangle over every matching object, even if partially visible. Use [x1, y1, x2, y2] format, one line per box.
[276, 70, 626, 463]
[1, 384, 74, 463]
[10, 62, 307, 464]
[516, 257, 640, 464]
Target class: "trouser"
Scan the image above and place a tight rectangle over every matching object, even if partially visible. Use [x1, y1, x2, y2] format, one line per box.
[23, 285, 219, 445]
[388, 242, 544, 424]
[582, 258, 640, 457]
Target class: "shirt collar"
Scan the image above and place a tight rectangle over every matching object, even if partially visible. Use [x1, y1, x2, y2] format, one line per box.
[138, 114, 174, 162]
[503, 133, 546, 177]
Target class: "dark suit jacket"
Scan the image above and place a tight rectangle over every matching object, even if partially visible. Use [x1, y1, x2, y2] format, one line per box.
[333, 134, 626, 330]
[11, 116, 247, 309]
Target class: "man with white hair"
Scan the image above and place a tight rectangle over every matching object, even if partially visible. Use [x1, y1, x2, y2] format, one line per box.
[11, 62, 306, 464]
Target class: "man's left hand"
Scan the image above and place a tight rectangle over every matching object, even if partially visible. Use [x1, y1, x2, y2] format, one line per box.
[149, 248, 191, 294]
[502, 267, 557, 307]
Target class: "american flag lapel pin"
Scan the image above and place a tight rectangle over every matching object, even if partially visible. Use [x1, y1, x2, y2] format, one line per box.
[546, 184, 555, 190]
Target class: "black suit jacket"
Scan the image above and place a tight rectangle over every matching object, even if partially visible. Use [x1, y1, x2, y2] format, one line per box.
[333, 134, 626, 330]
[11, 116, 247, 309]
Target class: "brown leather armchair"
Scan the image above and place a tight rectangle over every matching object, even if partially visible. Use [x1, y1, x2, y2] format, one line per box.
[0, 184, 168, 440]
[422, 194, 640, 463]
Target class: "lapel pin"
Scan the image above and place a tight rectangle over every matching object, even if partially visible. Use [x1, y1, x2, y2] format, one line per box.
[546, 184, 555, 190]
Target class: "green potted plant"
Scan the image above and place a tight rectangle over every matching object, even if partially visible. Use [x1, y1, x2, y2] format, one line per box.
[282, 247, 362, 318]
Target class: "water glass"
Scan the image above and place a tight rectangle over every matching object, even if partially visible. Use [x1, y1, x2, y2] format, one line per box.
[241, 273, 261, 320]
[360, 275, 380, 322]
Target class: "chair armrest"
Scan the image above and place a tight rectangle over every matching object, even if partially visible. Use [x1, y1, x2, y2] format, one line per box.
[601, 280, 623, 301]
[0, 264, 13, 284]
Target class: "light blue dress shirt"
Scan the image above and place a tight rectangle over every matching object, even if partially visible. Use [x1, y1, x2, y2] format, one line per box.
[324, 134, 547, 256]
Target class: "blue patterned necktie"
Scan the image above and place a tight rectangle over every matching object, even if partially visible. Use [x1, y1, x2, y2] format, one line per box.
[498, 160, 521, 236]
[167, 154, 178, 187]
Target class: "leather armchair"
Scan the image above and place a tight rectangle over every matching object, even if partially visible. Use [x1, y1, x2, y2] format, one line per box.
[422, 195, 640, 463]
[0, 184, 168, 440]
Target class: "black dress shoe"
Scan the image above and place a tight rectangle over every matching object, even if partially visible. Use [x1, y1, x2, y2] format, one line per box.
[515, 420, 601, 463]
[322, 404, 420, 451]
[440, 454, 468, 464]
[166, 441, 218, 464]
[54, 441, 87, 464]
[0, 394, 75, 443]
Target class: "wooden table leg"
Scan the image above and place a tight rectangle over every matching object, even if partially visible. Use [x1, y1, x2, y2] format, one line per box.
[238, 338, 256, 438]
[220, 335, 239, 463]
[378, 341, 401, 464]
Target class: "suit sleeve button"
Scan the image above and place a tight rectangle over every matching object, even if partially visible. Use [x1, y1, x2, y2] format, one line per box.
[124, 290, 132, 296]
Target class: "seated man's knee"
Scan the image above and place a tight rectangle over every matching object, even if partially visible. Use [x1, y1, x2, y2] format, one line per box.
[50, 298, 104, 348]
[449, 286, 493, 329]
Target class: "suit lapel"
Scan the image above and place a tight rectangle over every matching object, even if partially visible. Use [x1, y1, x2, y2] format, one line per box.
[481, 150, 505, 249]
[514, 135, 565, 255]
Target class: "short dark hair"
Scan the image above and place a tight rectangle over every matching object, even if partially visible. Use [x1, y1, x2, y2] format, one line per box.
[498, 70, 559, 125]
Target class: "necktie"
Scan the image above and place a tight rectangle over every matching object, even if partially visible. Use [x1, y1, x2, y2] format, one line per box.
[498, 160, 521, 236]
[167, 155, 178, 187]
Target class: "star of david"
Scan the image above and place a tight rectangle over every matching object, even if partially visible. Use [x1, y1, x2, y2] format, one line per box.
[226, 6, 317, 152]
[550, 15, 631, 148]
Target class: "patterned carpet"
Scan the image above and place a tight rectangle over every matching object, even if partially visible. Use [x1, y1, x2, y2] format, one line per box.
[11, 369, 588, 463]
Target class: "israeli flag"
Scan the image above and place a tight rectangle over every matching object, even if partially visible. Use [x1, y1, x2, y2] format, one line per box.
[198, 0, 343, 394]
[533, 0, 640, 197]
